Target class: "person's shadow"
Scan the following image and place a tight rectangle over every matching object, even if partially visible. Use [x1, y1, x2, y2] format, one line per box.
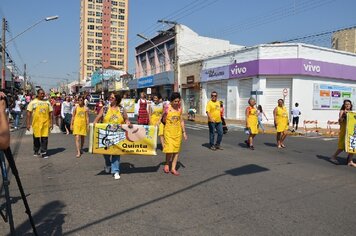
[13, 200, 66, 236]
[316, 154, 345, 165]
[47, 148, 66, 156]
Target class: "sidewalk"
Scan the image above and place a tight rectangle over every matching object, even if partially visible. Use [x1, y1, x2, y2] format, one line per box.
[182, 113, 338, 136]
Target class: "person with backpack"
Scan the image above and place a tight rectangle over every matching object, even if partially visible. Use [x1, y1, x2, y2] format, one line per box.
[93, 92, 131, 180]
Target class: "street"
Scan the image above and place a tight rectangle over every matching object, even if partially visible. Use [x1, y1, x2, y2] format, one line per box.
[1, 119, 356, 235]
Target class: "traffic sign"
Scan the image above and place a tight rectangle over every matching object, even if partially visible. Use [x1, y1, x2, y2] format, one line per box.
[251, 90, 263, 95]
[283, 88, 288, 97]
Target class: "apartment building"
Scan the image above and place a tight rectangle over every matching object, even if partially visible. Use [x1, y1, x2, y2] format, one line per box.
[80, 0, 128, 83]
[332, 27, 356, 53]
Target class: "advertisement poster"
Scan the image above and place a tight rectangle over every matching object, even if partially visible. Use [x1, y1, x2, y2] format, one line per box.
[346, 112, 356, 154]
[89, 124, 157, 155]
[313, 83, 356, 110]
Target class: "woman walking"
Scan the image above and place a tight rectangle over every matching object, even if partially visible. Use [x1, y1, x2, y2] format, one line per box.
[331, 100, 356, 167]
[148, 94, 165, 149]
[273, 99, 289, 148]
[93, 93, 131, 180]
[257, 105, 268, 133]
[162, 92, 187, 176]
[61, 96, 73, 135]
[245, 98, 258, 150]
[71, 96, 89, 158]
[137, 92, 149, 125]
[12, 95, 22, 130]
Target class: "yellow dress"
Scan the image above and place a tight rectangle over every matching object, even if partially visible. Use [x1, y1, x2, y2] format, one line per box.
[27, 99, 53, 138]
[247, 106, 258, 134]
[73, 106, 88, 136]
[149, 103, 164, 136]
[103, 106, 125, 125]
[275, 106, 289, 132]
[163, 106, 182, 153]
[338, 118, 346, 150]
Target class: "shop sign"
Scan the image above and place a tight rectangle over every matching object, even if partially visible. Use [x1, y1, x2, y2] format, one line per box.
[138, 76, 154, 88]
[201, 66, 229, 82]
[187, 76, 194, 84]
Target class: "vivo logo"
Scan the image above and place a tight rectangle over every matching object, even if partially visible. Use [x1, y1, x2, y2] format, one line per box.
[303, 62, 320, 73]
[230, 66, 247, 75]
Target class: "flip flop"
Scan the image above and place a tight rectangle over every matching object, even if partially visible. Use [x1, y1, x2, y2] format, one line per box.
[171, 170, 180, 176]
[163, 165, 170, 173]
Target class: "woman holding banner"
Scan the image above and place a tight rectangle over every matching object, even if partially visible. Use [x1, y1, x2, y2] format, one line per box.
[148, 93, 165, 149]
[93, 93, 131, 180]
[331, 100, 356, 167]
[71, 96, 89, 158]
[162, 92, 187, 176]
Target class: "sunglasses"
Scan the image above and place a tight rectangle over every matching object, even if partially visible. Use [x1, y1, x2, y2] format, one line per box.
[211, 95, 217, 97]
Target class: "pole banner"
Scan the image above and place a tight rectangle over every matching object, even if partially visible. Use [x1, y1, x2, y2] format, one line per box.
[89, 123, 157, 155]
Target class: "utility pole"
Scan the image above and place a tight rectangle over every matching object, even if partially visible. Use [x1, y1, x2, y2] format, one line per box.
[2, 18, 6, 90]
[23, 64, 27, 91]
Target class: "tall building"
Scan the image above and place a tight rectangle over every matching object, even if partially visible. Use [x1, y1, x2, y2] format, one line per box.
[80, 0, 128, 83]
[332, 27, 356, 53]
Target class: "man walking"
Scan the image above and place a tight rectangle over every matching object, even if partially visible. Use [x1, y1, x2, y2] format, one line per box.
[291, 102, 301, 132]
[26, 89, 53, 158]
[206, 91, 223, 150]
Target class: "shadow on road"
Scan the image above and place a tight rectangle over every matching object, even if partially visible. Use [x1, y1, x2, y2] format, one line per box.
[201, 143, 211, 149]
[47, 148, 66, 156]
[264, 142, 277, 147]
[12, 200, 66, 236]
[63, 164, 269, 235]
[316, 154, 345, 165]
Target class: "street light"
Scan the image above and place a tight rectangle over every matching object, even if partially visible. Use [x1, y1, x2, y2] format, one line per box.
[2, 15, 59, 89]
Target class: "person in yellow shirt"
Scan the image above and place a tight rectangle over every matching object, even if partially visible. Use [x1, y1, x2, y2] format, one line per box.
[245, 98, 258, 150]
[71, 96, 89, 158]
[206, 91, 223, 150]
[273, 99, 289, 149]
[162, 92, 187, 176]
[26, 89, 53, 158]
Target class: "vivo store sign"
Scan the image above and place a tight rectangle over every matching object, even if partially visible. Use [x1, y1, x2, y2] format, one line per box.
[303, 61, 321, 73]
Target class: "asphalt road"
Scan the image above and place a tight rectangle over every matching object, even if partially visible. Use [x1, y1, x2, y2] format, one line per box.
[1, 119, 356, 235]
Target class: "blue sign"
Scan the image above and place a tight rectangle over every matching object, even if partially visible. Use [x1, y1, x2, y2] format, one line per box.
[138, 76, 154, 88]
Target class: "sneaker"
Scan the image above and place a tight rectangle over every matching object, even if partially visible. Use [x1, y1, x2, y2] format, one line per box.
[42, 153, 49, 159]
[210, 145, 216, 151]
[34, 151, 40, 157]
[215, 145, 223, 150]
[114, 172, 120, 180]
[104, 166, 111, 174]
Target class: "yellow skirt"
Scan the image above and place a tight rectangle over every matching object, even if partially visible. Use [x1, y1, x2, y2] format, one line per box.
[163, 128, 182, 153]
[276, 119, 288, 132]
[158, 123, 164, 136]
[73, 122, 87, 136]
[338, 124, 346, 150]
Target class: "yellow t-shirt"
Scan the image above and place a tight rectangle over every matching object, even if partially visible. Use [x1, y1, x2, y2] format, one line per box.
[27, 98, 53, 137]
[206, 100, 221, 123]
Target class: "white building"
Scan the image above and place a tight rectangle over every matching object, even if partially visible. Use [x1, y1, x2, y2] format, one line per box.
[130, 24, 242, 99]
[200, 43, 356, 127]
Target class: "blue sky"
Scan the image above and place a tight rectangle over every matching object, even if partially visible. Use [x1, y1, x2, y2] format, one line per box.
[1, 0, 355, 90]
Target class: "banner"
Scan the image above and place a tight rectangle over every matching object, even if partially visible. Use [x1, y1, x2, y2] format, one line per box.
[89, 123, 157, 155]
[121, 99, 135, 113]
[313, 83, 356, 110]
[346, 112, 356, 154]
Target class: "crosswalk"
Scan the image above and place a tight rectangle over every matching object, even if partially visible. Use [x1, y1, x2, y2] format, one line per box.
[185, 123, 245, 132]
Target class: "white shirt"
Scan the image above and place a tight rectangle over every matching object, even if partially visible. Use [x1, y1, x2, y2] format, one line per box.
[291, 107, 301, 118]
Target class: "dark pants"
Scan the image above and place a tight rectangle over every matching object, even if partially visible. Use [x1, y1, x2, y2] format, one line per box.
[33, 136, 48, 154]
[208, 122, 223, 147]
[292, 116, 299, 130]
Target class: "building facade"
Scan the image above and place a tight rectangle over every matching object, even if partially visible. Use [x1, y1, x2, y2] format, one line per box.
[200, 43, 356, 127]
[80, 0, 128, 83]
[130, 24, 242, 100]
[332, 27, 356, 53]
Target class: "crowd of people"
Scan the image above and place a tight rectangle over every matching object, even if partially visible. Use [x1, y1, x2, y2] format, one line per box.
[1, 88, 354, 184]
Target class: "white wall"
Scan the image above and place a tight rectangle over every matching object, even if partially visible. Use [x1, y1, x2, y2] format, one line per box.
[227, 79, 238, 119]
[292, 76, 356, 128]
